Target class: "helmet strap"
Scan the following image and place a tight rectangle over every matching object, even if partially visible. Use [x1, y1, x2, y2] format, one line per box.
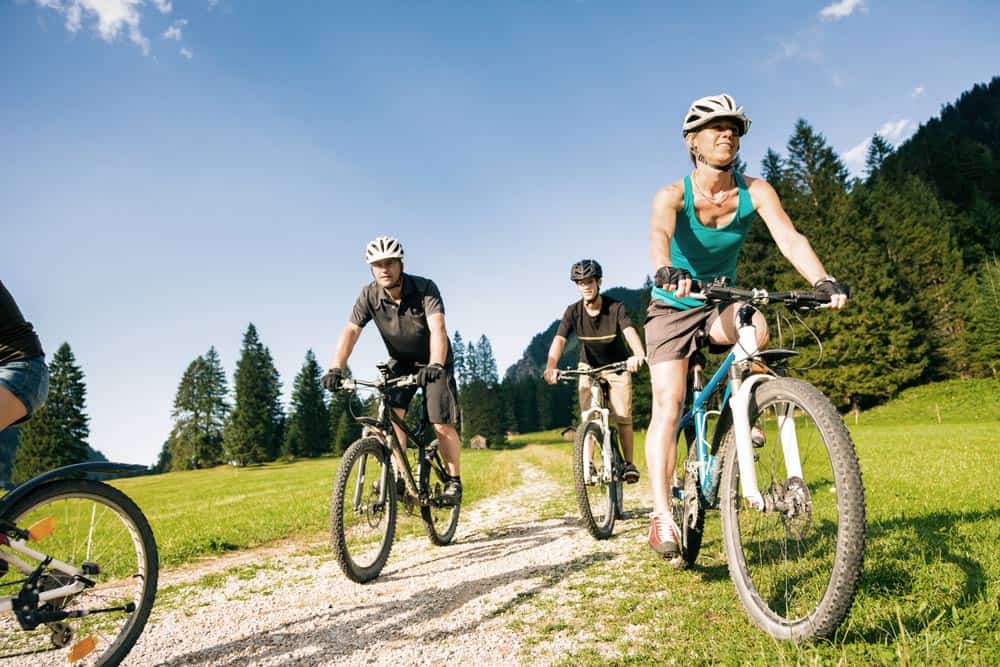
[695, 150, 734, 172]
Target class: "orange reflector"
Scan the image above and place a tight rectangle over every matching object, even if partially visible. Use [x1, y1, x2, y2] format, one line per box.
[28, 516, 55, 542]
[68, 636, 97, 662]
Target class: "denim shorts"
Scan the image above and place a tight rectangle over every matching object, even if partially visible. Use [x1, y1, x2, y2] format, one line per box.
[0, 356, 49, 424]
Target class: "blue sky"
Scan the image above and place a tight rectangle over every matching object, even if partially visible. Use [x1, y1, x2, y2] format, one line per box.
[4, 0, 999, 465]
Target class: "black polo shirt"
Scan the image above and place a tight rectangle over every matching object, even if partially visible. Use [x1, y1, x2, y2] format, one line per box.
[556, 296, 633, 367]
[349, 273, 453, 367]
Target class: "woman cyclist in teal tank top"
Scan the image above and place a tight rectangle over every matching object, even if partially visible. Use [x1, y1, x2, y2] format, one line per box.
[643, 93, 850, 559]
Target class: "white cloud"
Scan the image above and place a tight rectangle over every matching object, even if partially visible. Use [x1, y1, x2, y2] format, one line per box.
[180, 47, 193, 60]
[912, 84, 926, 98]
[151, 0, 171, 13]
[843, 118, 915, 173]
[208, 0, 220, 8]
[820, 0, 867, 21]
[832, 71, 845, 88]
[163, 18, 187, 41]
[878, 118, 912, 143]
[32, 0, 160, 55]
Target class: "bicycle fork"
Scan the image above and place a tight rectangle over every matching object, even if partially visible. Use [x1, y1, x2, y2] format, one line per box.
[727, 307, 804, 511]
[580, 405, 613, 485]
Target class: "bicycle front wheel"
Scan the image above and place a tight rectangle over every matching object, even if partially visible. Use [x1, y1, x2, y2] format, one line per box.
[331, 437, 397, 583]
[0, 479, 158, 666]
[573, 421, 615, 540]
[719, 377, 865, 641]
[420, 440, 460, 546]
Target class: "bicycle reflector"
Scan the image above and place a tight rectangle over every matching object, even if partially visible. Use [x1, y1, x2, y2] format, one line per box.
[69, 636, 97, 662]
[28, 516, 55, 542]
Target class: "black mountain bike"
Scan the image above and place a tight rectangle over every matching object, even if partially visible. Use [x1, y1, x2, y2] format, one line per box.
[0, 462, 158, 666]
[330, 363, 460, 583]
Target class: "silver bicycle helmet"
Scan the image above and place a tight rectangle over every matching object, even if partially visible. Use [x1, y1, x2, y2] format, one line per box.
[364, 236, 404, 264]
[682, 94, 751, 136]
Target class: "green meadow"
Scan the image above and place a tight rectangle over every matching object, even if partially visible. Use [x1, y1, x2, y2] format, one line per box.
[103, 379, 998, 664]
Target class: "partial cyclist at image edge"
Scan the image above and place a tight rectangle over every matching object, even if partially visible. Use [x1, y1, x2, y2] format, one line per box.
[0, 280, 48, 434]
[644, 93, 849, 558]
[543, 259, 646, 483]
[322, 236, 464, 505]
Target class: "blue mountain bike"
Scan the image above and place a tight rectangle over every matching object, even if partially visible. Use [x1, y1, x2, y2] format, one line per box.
[0, 462, 158, 665]
[669, 283, 865, 641]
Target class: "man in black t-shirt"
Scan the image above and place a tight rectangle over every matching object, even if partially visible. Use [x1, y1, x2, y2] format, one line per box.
[322, 237, 463, 505]
[543, 260, 646, 482]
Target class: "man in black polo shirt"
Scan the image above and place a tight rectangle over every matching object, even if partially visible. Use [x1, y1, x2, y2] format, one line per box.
[543, 259, 646, 483]
[322, 236, 462, 504]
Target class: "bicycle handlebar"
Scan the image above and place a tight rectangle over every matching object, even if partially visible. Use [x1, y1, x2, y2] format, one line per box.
[556, 360, 629, 382]
[688, 282, 849, 309]
[339, 373, 419, 393]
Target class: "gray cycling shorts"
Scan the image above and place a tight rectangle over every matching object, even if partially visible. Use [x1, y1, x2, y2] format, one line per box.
[644, 300, 737, 365]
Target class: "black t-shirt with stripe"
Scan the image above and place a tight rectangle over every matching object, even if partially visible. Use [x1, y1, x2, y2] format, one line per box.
[556, 296, 632, 367]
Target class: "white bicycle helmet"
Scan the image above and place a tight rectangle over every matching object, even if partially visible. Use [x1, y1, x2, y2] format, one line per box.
[364, 236, 404, 264]
[682, 94, 751, 136]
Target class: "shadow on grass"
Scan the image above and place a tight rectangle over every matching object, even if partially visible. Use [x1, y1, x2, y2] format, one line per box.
[842, 507, 999, 644]
[155, 542, 613, 666]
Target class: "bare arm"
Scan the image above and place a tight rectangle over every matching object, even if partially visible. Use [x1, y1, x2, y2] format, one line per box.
[649, 182, 692, 297]
[750, 178, 847, 308]
[427, 312, 449, 366]
[542, 335, 568, 384]
[622, 326, 647, 371]
[330, 323, 363, 369]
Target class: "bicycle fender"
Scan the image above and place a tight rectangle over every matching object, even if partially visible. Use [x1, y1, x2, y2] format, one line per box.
[0, 462, 148, 517]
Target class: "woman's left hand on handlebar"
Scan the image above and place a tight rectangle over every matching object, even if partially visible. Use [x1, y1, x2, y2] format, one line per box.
[815, 279, 850, 310]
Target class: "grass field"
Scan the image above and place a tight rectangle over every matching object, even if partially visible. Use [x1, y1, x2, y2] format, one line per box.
[102, 379, 998, 663]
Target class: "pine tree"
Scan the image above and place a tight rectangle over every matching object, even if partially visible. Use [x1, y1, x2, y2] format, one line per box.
[962, 257, 1000, 377]
[864, 134, 894, 181]
[166, 347, 229, 470]
[283, 350, 329, 459]
[223, 324, 284, 466]
[452, 331, 468, 387]
[13, 343, 89, 484]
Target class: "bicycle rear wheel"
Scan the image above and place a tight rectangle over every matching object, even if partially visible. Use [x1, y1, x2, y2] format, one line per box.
[719, 377, 865, 641]
[420, 440, 460, 546]
[0, 479, 158, 666]
[573, 421, 615, 540]
[331, 437, 397, 583]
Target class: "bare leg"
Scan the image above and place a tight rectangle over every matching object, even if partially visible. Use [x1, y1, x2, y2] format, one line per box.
[0, 385, 28, 432]
[389, 407, 410, 479]
[432, 423, 462, 477]
[645, 359, 689, 516]
[618, 422, 635, 463]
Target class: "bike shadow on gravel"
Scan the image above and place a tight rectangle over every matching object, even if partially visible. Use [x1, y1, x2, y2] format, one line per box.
[377, 517, 588, 583]
[153, 550, 615, 667]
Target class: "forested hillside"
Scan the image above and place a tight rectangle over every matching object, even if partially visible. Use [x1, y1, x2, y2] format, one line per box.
[500, 77, 1000, 432]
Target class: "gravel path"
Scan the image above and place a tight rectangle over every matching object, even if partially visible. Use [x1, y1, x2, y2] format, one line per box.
[8, 462, 655, 666]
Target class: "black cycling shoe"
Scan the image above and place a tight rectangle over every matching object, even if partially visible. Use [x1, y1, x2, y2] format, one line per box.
[441, 478, 462, 506]
[395, 475, 407, 499]
[622, 462, 640, 484]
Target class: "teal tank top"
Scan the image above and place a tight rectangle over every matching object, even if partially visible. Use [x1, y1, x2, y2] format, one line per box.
[651, 172, 759, 309]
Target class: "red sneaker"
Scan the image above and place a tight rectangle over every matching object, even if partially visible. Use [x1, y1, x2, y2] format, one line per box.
[648, 512, 681, 556]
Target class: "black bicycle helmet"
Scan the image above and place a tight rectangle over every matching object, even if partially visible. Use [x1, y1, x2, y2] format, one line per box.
[570, 259, 603, 282]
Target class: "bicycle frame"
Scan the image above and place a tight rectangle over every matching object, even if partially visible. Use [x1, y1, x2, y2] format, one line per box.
[346, 377, 439, 508]
[674, 305, 804, 511]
